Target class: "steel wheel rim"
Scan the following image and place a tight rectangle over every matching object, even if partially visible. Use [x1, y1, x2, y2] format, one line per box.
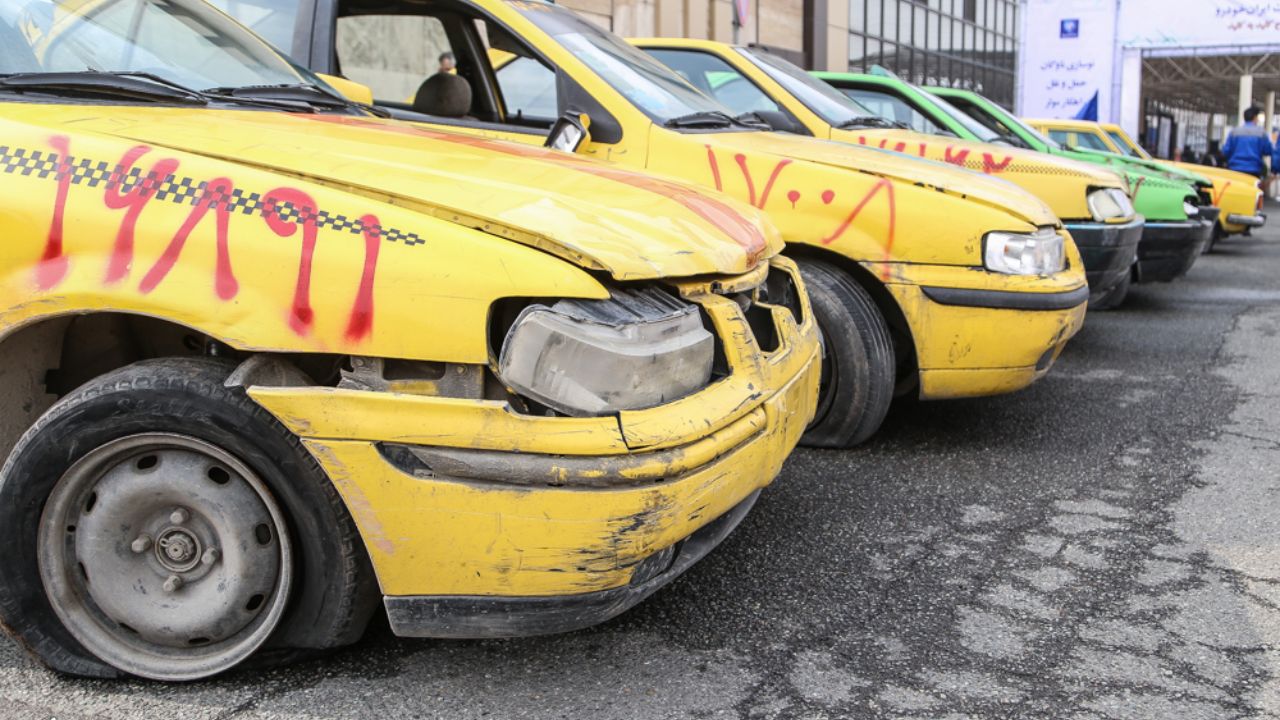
[37, 433, 294, 681]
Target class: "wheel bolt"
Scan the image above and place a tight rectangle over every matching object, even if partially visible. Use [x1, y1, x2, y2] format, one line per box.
[130, 534, 153, 553]
[201, 548, 220, 566]
[169, 507, 190, 525]
[163, 574, 183, 593]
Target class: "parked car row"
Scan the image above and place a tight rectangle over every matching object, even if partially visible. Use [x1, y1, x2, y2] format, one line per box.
[0, 0, 1259, 682]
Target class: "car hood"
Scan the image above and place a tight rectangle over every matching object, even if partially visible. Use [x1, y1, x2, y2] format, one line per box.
[857, 128, 1127, 185]
[706, 130, 1058, 227]
[13, 107, 782, 280]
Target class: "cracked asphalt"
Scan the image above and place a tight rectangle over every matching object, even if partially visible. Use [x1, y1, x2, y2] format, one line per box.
[5, 216, 1280, 719]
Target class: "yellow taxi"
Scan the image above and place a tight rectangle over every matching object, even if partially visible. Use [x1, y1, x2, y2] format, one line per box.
[0, 0, 818, 681]
[633, 39, 1142, 309]
[225, 0, 1093, 448]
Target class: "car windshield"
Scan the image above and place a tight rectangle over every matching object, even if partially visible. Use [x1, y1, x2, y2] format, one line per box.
[0, 0, 303, 90]
[956, 94, 1063, 151]
[917, 88, 1002, 142]
[509, 1, 741, 127]
[737, 47, 875, 127]
[1107, 128, 1149, 159]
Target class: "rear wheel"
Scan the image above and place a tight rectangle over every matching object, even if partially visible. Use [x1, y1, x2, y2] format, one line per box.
[0, 358, 378, 680]
[797, 260, 896, 448]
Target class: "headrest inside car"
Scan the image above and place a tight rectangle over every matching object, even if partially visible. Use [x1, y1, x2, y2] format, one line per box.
[413, 73, 472, 118]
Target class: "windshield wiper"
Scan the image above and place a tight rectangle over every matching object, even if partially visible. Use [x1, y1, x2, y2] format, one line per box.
[204, 83, 390, 117]
[836, 116, 907, 130]
[732, 111, 773, 130]
[664, 110, 736, 129]
[0, 71, 207, 104]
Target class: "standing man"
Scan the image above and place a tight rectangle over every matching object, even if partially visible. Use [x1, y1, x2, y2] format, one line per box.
[438, 51, 456, 74]
[1223, 107, 1272, 179]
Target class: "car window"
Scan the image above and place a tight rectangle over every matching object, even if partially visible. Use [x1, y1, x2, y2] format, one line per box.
[736, 47, 874, 127]
[946, 94, 1061, 150]
[920, 91, 1004, 143]
[1067, 130, 1111, 152]
[842, 87, 944, 134]
[335, 15, 454, 105]
[7, 0, 302, 89]
[495, 54, 557, 120]
[1049, 129, 1109, 152]
[510, 3, 736, 127]
[644, 48, 782, 115]
[1106, 129, 1144, 158]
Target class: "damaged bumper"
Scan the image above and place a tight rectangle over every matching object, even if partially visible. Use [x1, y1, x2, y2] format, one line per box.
[1063, 217, 1144, 303]
[879, 261, 1088, 400]
[1135, 216, 1215, 282]
[248, 258, 820, 637]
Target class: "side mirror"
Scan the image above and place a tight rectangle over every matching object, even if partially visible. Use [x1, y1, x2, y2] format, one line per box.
[316, 73, 374, 105]
[546, 112, 590, 152]
[751, 109, 806, 134]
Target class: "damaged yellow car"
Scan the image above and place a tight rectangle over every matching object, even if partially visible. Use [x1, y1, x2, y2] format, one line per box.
[234, 0, 1091, 448]
[0, 0, 819, 681]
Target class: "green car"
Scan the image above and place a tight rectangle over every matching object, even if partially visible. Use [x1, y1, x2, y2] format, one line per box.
[921, 86, 1218, 291]
[816, 75, 1212, 302]
[812, 71, 1142, 308]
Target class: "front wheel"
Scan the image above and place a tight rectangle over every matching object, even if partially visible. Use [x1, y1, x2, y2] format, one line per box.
[0, 358, 378, 680]
[796, 259, 896, 448]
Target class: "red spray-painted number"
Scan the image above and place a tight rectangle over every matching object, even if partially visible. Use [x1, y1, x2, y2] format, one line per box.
[139, 178, 238, 299]
[261, 188, 320, 336]
[36, 135, 73, 290]
[103, 146, 180, 284]
[345, 215, 382, 342]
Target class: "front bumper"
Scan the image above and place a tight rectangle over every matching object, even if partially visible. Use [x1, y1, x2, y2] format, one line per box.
[1136, 216, 1215, 282]
[249, 258, 821, 637]
[1063, 217, 1144, 303]
[1226, 212, 1266, 228]
[878, 261, 1088, 401]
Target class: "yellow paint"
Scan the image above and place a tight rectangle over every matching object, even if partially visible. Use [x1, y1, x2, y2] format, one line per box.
[435, 9, 1085, 401]
[632, 39, 1133, 224]
[318, 73, 375, 105]
[1029, 118, 1263, 235]
[254, 259, 822, 597]
[2, 8, 817, 610]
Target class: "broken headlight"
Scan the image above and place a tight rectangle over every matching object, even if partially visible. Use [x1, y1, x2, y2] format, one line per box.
[497, 287, 714, 417]
[983, 227, 1065, 276]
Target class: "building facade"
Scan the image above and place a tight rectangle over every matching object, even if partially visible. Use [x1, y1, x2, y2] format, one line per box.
[848, 0, 1020, 107]
[558, 0, 1020, 106]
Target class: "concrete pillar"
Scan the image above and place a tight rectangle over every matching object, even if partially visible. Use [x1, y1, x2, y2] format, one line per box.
[1239, 74, 1254, 122]
[1118, 49, 1143, 138]
[711, 0, 734, 42]
[825, 0, 849, 71]
[1267, 90, 1277, 134]
[685, 0, 710, 40]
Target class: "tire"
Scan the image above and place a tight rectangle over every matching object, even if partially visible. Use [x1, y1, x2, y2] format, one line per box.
[1088, 267, 1132, 311]
[1203, 224, 1224, 254]
[796, 259, 896, 448]
[0, 357, 378, 680]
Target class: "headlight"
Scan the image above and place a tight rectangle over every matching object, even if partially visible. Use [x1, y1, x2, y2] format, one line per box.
[1086, 188, 1134, 221]
[497, 287, 714, 416]
[984, 227, 1066, 275]
[1184, 200, 1200, 217]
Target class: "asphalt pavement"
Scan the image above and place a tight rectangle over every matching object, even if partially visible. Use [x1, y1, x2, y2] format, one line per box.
[5, 215, 1280, 719]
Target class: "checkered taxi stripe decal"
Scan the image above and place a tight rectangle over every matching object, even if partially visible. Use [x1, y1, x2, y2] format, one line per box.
[0, 145, 427, 246]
